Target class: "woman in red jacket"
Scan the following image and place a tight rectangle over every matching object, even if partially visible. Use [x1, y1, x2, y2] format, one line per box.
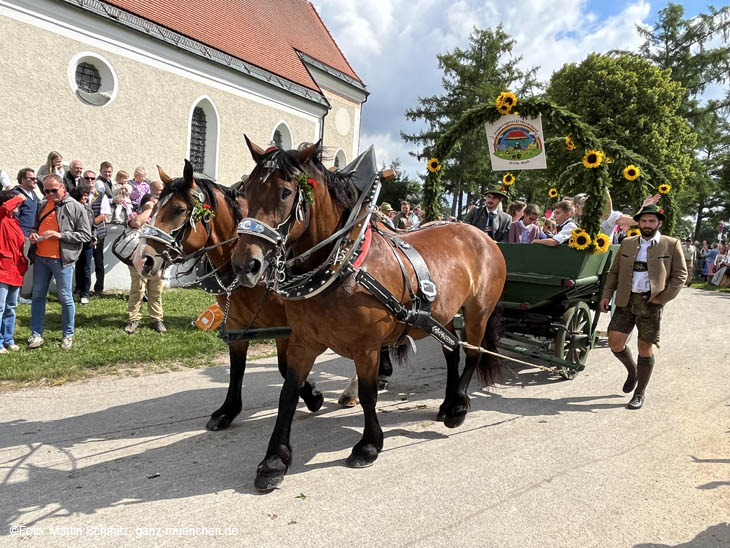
[0, 190, 29, 353]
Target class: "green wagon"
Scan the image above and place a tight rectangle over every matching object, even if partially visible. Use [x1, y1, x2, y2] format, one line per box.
[495, 243, 618, 379]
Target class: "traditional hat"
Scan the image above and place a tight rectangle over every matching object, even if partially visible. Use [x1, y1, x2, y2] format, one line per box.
[484, 187, 508, 200]
[379, 202, 394, 212]
[633, 204, 665, 222]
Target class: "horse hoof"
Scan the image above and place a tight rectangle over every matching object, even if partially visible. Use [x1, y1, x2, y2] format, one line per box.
[444, 411, 467, 429]
[304, 390, 324, 413]
[377, 379, 389, 391]
[254, 472, 285, 492]
[346, 447, 379, 468]
[436, 409, 446, 422]
[206, 415, 234, 431]
[338, 395, 359, 408]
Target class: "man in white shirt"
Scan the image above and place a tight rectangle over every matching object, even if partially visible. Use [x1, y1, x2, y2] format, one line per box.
[599, 204, 686, 410]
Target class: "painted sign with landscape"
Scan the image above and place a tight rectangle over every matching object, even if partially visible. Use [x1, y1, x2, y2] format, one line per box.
[485, 114, 547, 170]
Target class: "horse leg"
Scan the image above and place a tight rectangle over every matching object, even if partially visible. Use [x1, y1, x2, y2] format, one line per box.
[377, 347, 393, 390]
[255, 340, 324, 492]
[346, 349, 383, 468]
[437, 343, 461, 422]
[339, 347, 392, 407]
[274, 338, 323, 413]
[338, 375, 359, 407]
[206, 340, 248, 431]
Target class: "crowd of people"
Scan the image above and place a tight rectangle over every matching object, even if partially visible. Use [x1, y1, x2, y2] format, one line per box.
[0, 152, 167, 353]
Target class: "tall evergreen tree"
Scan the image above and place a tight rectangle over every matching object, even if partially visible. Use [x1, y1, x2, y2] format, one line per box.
[401, 26, 540, 216]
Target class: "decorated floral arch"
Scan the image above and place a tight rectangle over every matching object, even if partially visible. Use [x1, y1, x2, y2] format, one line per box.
[423, 93, 676, 251]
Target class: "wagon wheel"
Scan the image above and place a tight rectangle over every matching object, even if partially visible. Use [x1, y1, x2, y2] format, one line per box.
[553, 302, 592, 380]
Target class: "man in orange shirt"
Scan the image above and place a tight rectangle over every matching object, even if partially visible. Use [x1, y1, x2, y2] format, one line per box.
[28, 174, 91, 350]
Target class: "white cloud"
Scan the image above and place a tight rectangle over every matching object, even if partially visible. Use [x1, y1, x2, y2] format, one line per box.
[314, 1, 655, 178]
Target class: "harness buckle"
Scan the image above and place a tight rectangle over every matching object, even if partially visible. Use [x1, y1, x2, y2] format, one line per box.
[419, 280, 437, 302]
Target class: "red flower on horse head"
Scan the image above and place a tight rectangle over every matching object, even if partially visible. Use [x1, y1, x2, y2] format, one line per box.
[203, 204, 211, 210]
[307, 177, 317, 189]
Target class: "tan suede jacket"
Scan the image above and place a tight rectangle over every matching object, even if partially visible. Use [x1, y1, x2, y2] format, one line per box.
[602, 235, 687, 307]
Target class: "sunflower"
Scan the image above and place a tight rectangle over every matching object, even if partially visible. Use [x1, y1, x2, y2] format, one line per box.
[427, 157, 441, 173]
[548, 187, 558, 199]
[502, 172, 515, 186]
[627, 228, 641, 238]
[571, 227, 584, 237]
[496, 91, 517, 114]
[569, 231, 591, 250]
[582, 150, 603, 169]
[658, 183, 671, 194]
[565, 135, 576, 151]
[623, 165, 640, 181]
[593, 233, 611, 253]
[496, 102, 512, 114]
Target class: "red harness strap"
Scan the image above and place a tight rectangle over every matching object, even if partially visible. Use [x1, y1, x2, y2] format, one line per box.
[353, 225, 372, 269]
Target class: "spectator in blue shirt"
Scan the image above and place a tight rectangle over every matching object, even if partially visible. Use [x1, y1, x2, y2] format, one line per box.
[12, 168, 39, 237]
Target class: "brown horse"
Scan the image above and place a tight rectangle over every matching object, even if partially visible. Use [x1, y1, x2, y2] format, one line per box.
[136, 161, 325, 430]
[231, 139, 506, 491]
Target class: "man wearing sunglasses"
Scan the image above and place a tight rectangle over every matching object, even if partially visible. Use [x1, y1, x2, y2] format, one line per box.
[27, 174, 91, 350]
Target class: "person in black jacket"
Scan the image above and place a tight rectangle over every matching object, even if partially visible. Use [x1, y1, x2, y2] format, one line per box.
[463, 187, 512, 242]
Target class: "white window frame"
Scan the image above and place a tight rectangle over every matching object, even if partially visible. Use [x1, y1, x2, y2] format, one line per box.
[67, 51, 119, 106]
[272, 121, 294, 150]
[186, 95, 220, 181]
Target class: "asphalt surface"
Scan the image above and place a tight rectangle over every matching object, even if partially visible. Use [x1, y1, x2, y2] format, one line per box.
[1, 288, 728, 547]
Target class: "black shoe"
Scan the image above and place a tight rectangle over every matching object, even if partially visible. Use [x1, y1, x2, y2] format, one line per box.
[627, 393, 644, 410]
[622, 374, 637, 394]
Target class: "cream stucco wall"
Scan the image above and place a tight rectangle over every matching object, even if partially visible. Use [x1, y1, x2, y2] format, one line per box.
[0, 12, 321, 185]
[321, 89, 361, 168]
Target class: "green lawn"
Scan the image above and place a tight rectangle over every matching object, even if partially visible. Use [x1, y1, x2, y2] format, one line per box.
[690, 282, 730, 292]
[0, 289, 275, 387]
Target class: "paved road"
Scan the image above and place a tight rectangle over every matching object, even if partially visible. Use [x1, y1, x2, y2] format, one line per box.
[1, 288, 728, 547]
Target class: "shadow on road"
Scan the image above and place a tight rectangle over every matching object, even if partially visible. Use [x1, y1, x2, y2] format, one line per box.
[634, 522, 730, 547]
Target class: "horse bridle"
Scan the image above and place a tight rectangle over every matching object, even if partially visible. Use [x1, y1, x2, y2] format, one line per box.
[141, 189, 236, 267]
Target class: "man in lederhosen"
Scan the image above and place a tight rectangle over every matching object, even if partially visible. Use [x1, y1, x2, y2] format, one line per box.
[599, 204, 687, 409]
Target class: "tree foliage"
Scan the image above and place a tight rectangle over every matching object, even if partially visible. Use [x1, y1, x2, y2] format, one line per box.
[401, 26, 540, 217]
[635, 3, 730, 239]
[377, 158, 422, 209]
[547, 53, 695, 233]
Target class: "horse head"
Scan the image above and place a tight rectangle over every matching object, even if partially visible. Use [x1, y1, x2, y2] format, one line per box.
[231, 137, 324, 287]
[137, 160, 243, 278]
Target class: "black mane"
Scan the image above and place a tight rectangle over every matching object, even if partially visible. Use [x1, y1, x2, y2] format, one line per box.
[250, 146, 358, 210]
[160, 176, 243, 223]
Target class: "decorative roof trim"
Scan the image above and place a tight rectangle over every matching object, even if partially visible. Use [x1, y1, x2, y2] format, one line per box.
[57, 0, 330, 107]
[297, 51, 368, 95]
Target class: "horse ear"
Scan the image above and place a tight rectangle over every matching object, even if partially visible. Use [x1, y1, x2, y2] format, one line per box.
[183, 159, 194, 189]
[157, 165, 172, 185]
[244, 134, 265, 164]
[296, 140, 321, 166]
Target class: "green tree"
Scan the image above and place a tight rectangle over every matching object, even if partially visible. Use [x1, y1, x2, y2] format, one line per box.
[635, 3, 730, 239]
[401, 26, 540, 218]
[547, 53, 696, 233]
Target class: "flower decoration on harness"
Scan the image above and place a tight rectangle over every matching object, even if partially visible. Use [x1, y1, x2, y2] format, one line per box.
[623, 165, 640, 181]
[502, 172, 515, 186]
[427, 157, 441, 173]
[292, 171, 317, 206]
[192, 193, 215, 224]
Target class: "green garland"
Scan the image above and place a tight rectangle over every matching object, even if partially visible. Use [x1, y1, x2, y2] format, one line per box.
[423, 95, 678, 247]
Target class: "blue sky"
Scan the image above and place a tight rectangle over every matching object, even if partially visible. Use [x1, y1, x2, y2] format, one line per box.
[313, 1, 725, 177]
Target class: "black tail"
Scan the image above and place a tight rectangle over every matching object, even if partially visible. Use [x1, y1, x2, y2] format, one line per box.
[475, 303, 507, 386]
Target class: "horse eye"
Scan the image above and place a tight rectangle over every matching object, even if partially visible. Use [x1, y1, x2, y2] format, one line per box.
[174, 205, 186, 214]
[281, 188, 292, 199]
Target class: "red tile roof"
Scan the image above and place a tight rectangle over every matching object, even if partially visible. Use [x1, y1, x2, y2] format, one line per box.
[105, 0, 362, 92]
